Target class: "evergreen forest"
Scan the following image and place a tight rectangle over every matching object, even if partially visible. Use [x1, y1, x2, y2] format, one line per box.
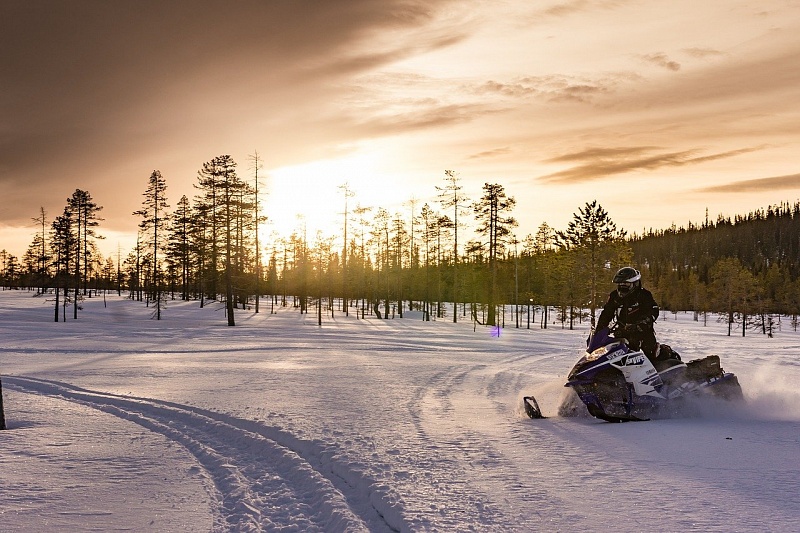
[2, 154, 800, 336]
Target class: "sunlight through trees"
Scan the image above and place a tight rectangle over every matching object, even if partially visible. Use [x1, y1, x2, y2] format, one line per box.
[3, 161, 800, 334]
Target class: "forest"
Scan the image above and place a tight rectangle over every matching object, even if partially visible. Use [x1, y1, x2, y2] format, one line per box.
[2, 154, 800, 336]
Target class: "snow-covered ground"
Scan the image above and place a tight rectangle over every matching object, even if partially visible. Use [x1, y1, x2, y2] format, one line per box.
[1, 291, 799, 532]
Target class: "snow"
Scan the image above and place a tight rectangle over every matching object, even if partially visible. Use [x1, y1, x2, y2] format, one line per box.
[1, 291, 799, 532]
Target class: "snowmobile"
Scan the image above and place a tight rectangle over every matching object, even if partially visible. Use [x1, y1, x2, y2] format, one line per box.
[523, 327, 744, 422]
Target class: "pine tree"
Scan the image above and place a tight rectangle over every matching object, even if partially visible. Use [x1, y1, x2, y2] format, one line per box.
[196, 155, 244, 325]
[372, 208, 391, 319]
[167, 195, 193, 301]
[437, 170, 470, 323]
[473, 183, 517, 326]
[391, 213, 408, 318]
[218, 156, 241, 325]
[532, 222, 556, 328]
[50, 207, 77, 322]
[31, 207, 51, 290]
[67, 189, 103, 318]
[134, 170, 170, 319]
[709, 257, 750, 336]
[195, 160, 221, 300]
[555, 200, 628, 328]
[418, 203, 436, 321]
[338, 183, 355, 316]
[250, 151, 265, 313]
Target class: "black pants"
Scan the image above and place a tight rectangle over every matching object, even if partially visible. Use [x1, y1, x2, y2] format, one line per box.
[628, 332, 658, 361]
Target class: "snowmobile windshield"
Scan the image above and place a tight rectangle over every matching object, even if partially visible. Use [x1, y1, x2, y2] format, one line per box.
[587, 328, 614, 352]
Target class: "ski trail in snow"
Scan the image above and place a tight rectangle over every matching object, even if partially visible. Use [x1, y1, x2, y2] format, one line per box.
[404, 363, 572, 530]
[4, 376, 398, 533]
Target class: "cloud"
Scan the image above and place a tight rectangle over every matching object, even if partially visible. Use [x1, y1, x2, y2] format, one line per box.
[687, 147, 767, 164]
[474, 73, 635, 104]
[539, 146, 765, 183]
[539, 0, 629, 19]
[334, 69, 503, 137]
[626, 41, 800, 114]
[0, 0, 469, 224]
[683, 47, 724, 59]
[697, 173, 800, 193]
[546, 146, 659, 163]
[477, 80, 540, 98]
[354, 102, 500, 136]
[308, 22, 473, 78]
[640, 53, 681, 71]
[468, 147, 512, 159]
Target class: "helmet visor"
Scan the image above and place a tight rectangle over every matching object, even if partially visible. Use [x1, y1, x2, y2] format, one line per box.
[617, 281, 634, 294]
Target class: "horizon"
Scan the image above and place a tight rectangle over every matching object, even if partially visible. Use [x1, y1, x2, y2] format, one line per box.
[2, 181, 800, 262]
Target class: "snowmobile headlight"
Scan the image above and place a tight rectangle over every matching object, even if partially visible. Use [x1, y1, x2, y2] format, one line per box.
[585, 346, 608, 361]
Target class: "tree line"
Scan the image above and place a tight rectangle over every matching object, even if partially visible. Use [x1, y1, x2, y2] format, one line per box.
[630, 203, 800, 336]
[2, 157, 800, 335]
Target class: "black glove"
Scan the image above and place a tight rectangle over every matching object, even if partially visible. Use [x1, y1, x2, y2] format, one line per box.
[618, 324, 635, 336]
[633, 317, 653, 333]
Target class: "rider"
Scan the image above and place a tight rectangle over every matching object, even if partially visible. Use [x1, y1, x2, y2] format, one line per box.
[596, 267, 673, 362]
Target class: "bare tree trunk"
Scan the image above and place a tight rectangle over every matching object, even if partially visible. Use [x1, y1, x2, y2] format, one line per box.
[0, 378, 6, 430]
[54, 283, 60, 322]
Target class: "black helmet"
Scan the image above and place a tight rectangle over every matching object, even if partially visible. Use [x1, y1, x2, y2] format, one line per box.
[613, 267, 641, 296]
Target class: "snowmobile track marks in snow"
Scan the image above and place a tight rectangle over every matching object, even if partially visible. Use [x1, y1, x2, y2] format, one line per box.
[4, 376, 398, 533]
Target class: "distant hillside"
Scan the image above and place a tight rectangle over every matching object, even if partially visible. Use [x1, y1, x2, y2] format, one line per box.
[629, 201, 800, 322]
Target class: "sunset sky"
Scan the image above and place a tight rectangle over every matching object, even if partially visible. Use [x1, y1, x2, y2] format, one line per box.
[2, 0, 799, 259]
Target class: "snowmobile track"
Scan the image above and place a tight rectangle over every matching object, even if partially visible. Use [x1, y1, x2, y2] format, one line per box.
[4, 376, 398, 533]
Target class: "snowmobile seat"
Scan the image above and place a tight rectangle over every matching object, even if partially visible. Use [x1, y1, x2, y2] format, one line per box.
[685, 355, 723, 382]
[653, 358, 685, 371]
[654, 358, 688, 386]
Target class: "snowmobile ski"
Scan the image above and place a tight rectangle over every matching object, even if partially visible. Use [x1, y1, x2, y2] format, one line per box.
[523, 395, 546, 419]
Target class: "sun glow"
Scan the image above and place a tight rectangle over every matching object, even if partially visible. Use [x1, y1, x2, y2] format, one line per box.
[260, 149, 414, 246]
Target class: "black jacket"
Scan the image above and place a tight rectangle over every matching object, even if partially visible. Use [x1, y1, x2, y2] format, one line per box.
[597, 287, 660, 355]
